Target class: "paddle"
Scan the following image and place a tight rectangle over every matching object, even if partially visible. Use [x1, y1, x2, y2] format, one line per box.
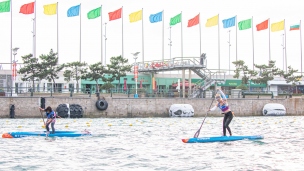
[193, 90, 217, 138]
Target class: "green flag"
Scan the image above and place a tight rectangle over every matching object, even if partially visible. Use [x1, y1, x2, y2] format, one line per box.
[170, 13, 181, 26]
[87, 7, 101, 19]
[238, 19, 252, 30]
[0, 0, 10, 13]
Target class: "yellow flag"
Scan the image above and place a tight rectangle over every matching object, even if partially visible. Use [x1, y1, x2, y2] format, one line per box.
[43, 3, 57, 15]
[271, 20, 284, 32]
[205, 14, 218, 27]
[129, 10, 142, 23]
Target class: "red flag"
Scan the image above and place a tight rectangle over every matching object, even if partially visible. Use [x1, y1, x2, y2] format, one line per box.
[19, 2, 35, 14]
[256, 19, 268, 31]
[188, 14, 199, 27]
[108, 8, 122, 21]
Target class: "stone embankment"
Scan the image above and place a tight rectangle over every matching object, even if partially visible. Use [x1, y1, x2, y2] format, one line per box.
[0, 96, 303, 118]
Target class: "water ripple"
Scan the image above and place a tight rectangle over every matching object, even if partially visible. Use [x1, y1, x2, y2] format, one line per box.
[0, 116, 303, 170]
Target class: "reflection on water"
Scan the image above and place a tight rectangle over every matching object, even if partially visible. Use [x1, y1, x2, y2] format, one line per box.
[0, 116, 303, 171]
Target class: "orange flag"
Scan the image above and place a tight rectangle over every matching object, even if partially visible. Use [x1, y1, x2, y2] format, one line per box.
[256, 19, 268, 31]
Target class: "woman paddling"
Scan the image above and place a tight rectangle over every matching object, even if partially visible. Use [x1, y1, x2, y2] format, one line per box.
[208, 88, 234, 136]
[39, 106, 60, 134]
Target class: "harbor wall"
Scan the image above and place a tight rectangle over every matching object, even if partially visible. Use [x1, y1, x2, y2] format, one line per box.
[0, 97, 303, 118]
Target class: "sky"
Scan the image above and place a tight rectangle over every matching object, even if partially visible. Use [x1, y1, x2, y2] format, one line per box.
[0, 0, 303, 74]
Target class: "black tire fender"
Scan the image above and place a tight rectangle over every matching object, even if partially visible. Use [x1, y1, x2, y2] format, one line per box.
[96, 99, 108, 111]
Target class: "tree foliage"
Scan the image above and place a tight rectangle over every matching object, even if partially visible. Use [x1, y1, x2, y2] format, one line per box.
[107, 55, 132, 89]
[39, 49, 64, 91]
[279, 66, 302, 86]
[63, 61, 87, 92]
[251, 60, 282, 85]
[101, 82, 115, 92]
[81, 62, 111, 93]
[18, 54, 41, 88]
[232, 60, 257, 86]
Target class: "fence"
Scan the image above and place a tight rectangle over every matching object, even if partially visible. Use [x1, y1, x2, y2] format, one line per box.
[0, 86, 302, 99]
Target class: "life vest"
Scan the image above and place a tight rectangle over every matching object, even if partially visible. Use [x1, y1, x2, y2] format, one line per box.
[51, 111, 57, 123]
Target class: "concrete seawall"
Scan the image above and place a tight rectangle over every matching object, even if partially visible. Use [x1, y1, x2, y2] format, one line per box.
[0, 97, 303, 118]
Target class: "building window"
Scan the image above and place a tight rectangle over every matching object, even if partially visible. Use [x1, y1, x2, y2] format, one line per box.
[124, 78, 127, 80]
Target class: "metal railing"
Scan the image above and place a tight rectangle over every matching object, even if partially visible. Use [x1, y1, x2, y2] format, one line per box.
[0, 86, 93, 97]
[1, 86, 302, 99]
[136, 57, 206, 71]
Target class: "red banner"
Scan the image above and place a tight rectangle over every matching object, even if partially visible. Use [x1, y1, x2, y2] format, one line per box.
[134, 65, 138, 79]
[12, 62, 17, 80]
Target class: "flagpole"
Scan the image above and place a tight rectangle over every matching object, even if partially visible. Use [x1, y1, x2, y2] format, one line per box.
[34, 0, 36, 59]
[181, 11, 184, 98]
[218, 14, 220, 70]
[169, 26, 172, 60]
[300, 20, 303, 74]
[252, 16, 255, 70]
[236, 15, 238, 61]
[181, 11, 183, 60]
[10, 0, 12, 70]
[269, 18, 271, 61]
[162, 10, 164, 62]
[57, 2, 59, 63]
[281, 33, 285, 70]
[122, 6, 124, 58]
[228, 30, 231, 75]
[32, 15, 35, 59]
[79, 3, 81, 62]
[104, 22, 107, 64]
[142, 8, 144, 63]
[101, 5, 103, 64]
[284, 19, 287, 73]
[199, 13, 201, 56]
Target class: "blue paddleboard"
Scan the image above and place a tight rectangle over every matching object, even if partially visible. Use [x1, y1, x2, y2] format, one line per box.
[182, 135, 263, 143]
[2, 130, 91, 138]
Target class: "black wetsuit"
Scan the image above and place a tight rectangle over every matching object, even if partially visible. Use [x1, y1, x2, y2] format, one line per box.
[223, 111, 233, 136]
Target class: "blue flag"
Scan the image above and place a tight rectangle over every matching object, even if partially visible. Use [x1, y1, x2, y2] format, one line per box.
[67, 5, 80, 17]
[222, 16, 236, 28]
[149, 11, 162, 23]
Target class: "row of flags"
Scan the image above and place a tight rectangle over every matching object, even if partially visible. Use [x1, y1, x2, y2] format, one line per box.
[0, 0, 300, 31]
[203, 15, 298, 32]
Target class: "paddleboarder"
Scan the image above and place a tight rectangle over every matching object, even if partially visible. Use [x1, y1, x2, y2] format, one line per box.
[208, 88, 234, 136]
[39, 106, 60, 134]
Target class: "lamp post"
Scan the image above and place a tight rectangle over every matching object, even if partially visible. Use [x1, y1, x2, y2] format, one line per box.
[168, 26, 172, 60]
[12, 47, 19, 96]
[132, 52, 140, 98]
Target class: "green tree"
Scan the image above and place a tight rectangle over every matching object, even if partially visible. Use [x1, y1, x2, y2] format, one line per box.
[101, 82, 115, 92]
[107, 55, 132, 90]
[232, 60, 257, 88]
[39, 49, 64, 92]
[251, 60, 282, 86]
[18, 54, 41, 89]
[63, 61, 87, 92]
[279, 66, 302, 93]
[81, 62, 111, 93]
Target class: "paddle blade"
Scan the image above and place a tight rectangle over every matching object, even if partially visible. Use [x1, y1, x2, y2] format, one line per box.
[194, 129, 200, 138]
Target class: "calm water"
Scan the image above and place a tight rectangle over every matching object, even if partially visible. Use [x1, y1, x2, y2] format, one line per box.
[0, 116, 303, 171]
